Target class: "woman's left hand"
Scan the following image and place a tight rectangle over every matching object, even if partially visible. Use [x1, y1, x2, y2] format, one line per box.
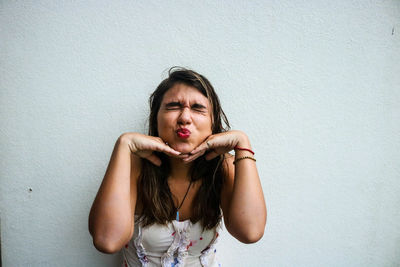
[183, 130, 249, 163]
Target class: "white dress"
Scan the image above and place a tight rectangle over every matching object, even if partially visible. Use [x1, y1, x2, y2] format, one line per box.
[121, 217, 221, 267]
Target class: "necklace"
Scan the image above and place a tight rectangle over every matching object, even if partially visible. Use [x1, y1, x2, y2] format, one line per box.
[173, 179, 193, 221]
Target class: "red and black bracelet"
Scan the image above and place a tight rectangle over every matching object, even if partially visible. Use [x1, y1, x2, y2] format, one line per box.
[234, 146, 255, 155]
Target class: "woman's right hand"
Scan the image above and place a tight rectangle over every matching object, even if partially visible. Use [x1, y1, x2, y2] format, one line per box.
[119, 133, 182, 166]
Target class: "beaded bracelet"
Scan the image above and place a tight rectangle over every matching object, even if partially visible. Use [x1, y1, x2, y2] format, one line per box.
[234, 146, 255, 155]
[233, 156, 256, 165]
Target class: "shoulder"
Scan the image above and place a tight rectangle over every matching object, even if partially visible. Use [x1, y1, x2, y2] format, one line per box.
[221, 153, 234, 194]
[222, 153, 234, 179]
[130, 153, 142, 180]
[220, 153, 234, 222]
[130, 154, 144, 215]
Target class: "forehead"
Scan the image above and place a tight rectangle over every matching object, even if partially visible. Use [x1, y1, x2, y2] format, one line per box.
[161, 83, 210, 105]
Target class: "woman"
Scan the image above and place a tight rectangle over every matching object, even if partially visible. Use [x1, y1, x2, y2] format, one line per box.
[89, 67, 267, 266]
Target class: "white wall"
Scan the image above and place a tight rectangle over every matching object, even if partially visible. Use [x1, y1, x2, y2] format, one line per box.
[1, 1, 399, 266]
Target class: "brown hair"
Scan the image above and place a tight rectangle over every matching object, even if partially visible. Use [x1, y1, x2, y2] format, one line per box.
[138, 67, 230, 229]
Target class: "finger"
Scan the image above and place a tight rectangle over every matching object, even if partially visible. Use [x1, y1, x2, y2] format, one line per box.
[190, 141, 211, 155]
[144, 154, 162, 166]
[183, 149, 206, 163]
[177, 153, 190, 159]
[153, 142, 181, 157]
[205, 150, 220, 161]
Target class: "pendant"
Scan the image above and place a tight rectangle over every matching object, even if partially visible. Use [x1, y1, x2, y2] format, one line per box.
[176, 211, 179, 221]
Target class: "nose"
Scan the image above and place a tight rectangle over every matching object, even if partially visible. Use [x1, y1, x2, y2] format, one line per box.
[178, 106, 192, 125]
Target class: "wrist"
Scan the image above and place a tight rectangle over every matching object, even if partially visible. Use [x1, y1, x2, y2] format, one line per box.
[118, 133, 137, 153]
[232, 131, 253, 157]
[234, 131, 251, 148]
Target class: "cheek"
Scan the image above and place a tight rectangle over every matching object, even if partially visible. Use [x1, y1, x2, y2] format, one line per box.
[157, 113, 173, 134]
[200, 116, 213, 133]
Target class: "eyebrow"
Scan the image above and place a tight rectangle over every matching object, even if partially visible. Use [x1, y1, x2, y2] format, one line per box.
[164, 101, 207, 109]
[165, 101, 183, 108]
[191, 103, 207, 109]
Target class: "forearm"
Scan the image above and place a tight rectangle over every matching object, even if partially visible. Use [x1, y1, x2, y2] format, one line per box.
[226, 134, 267, 243]
[89, 136, 134, 253]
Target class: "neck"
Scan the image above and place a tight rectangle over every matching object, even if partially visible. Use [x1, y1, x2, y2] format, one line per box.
[169, 157, 192, 181]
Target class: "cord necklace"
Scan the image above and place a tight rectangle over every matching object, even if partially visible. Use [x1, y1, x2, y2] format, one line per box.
[174, 179, 193, 221]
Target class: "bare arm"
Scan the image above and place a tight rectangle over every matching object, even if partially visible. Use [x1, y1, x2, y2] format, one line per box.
[88, 133, 181, 253]
[88, 135, 138, 253]
[185, 130, 267, 243]
[220, 134, 267, 243]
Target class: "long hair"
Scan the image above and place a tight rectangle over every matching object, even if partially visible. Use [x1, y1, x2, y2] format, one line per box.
[138, 67, 230, 229]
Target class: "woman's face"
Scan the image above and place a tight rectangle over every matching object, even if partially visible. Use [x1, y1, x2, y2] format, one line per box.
[157, 83, 213, 154]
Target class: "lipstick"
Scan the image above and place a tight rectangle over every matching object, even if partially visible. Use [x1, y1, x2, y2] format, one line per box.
[176, 128, 191, 139]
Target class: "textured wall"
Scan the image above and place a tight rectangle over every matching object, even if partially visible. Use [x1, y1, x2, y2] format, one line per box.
[1, 1, 399, 266]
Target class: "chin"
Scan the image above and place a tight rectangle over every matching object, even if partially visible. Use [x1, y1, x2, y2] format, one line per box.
[171, 143, 194, 154]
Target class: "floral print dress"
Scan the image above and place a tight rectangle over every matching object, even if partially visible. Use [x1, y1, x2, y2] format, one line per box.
[122, 217, 221, 267]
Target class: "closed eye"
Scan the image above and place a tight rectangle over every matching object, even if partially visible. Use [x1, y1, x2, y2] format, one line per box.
[191, 104, 207, 112]
[164, 102, 207, 113]
[165, 102, 183, 110]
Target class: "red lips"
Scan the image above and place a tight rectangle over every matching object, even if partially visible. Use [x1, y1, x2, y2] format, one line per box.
[176, 128, 191, 139]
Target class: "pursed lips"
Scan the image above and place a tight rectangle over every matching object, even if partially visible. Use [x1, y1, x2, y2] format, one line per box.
[176, 128, 191, 138]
